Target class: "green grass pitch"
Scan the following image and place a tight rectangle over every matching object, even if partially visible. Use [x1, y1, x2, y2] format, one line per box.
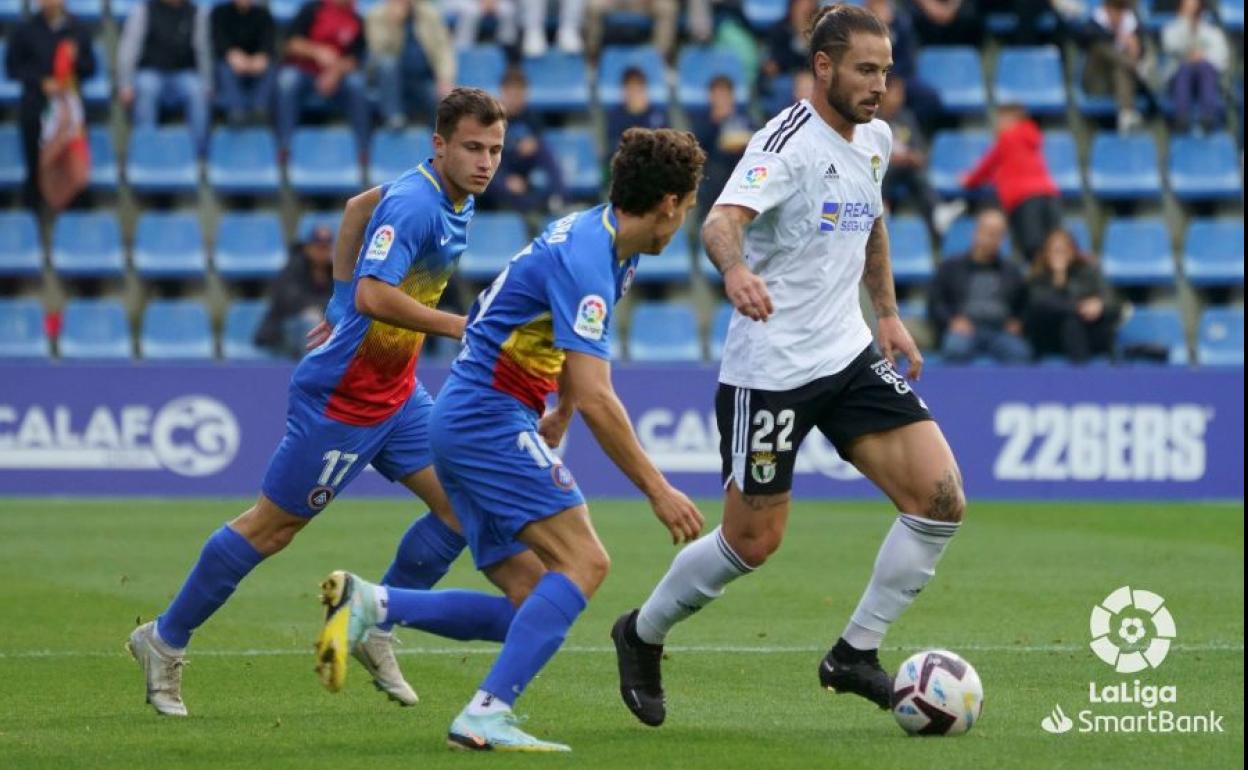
[0, 498, 1242, 769]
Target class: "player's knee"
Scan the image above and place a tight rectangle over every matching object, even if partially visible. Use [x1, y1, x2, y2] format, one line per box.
[230, 503, 307, 556]
[724, 527, 782, 569]
[916, 469, 965, 523]
[570, 548, 611, 598]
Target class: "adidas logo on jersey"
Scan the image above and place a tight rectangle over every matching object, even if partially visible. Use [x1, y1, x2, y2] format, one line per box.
[824, 162, 839, 180]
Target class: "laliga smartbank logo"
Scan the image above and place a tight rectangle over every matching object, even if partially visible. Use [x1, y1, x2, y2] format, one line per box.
[1040, 587, 1224, 736]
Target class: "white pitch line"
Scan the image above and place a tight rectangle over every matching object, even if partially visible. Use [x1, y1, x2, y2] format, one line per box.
[0, 642, 1242, 660]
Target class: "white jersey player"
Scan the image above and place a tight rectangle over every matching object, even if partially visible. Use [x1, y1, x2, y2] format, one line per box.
[611, 3, 966, 724]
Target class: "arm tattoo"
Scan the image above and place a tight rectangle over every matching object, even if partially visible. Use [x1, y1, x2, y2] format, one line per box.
[702, 209, 747, 276]
[741, 492, 790, 511]
[863, 217, 899, 319]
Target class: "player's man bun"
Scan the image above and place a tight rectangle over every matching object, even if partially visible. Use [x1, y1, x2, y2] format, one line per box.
[807, 3, 889, 69]
[608, 128, 707, 215]
[435, 87, 507, 140]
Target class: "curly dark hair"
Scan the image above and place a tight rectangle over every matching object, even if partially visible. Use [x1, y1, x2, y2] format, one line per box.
[435, 87, 507, 141]
[608, 128, 707, 215]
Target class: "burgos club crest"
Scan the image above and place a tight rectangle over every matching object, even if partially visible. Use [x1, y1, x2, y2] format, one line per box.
[750, 451, 777, 484]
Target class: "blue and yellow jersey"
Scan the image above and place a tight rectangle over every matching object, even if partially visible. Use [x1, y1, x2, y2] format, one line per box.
[293, 161, 472, 425]
[450, 205, 638, 413]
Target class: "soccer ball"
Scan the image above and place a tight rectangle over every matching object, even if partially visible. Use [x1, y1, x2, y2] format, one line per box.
[891, 649, 983, 736]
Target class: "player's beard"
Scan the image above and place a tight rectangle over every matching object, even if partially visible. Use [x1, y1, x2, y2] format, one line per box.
[825, 72, 875, 125]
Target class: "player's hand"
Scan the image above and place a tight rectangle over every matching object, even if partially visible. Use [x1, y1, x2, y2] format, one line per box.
[305, 320, 333, 350]
[724, 263, 773, 322]
[537, 407, 572, 449]
[648, 484, 704, 545]
[878, 315, 924, 380]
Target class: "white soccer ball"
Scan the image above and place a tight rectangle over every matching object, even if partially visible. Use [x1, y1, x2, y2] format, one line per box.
[891, 649, 984, 736]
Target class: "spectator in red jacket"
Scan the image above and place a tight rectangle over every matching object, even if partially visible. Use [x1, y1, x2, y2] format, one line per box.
[961, 104, 1061, 262]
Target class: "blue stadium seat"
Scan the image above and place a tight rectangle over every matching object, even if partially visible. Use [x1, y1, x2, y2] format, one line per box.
[676, 47, 749, 110]
[743, 0, 786, 29]
[82, 42, 111, 108]
[0, 299, 50, 359]
[940, 216, 1013, 260]
[59, 299, 131, 359]
[222, 300, 272, 360]
[132, 212, 207, 279]
[215, 211, 287, 280]
[1072, 54, 1147, 118]
[297, 211, 341, 242]
[1044, 130, 1082, 197]
[1088, 133, 1161, 200]
[0, 124, 23, 190]
[1168, 133, 1242, 201]
[460, 212, 527, 281]
[127, 126, 199, 194]
[87, 126, 119, 192]
[628, 302, 700, 362]
[523, 52, 591, 114]
[635, 225, 693, 283]
[916, 47, 986, 114]
[1064, 217, 1093, 253]
[110, 0, 139, 19]
[927, 130, 990, 197]
[762, 73, 796, 116]
[140, 300, 213, 359]
[1197, 307, 1244, 366]
[51, 212, 125, 278]
[0, 43, 20, 107]
[709, 303, 732, 360]
[64, 0, 103, 23]
[0, 211, 42, 277]
[888, 215, 934, 283]
[1224, 0, 1244, 31]
[542, 127, 601, 200]
[456, 45, 506, 94]
[267, 0, 298, 24]
[1184, 219, 1244, 287]
[289, 127, 361, 195]
[1102, 218, 1175, 285]
[368, 129, 433, 185]
[1117, 307, 1188, 365]
[598, 46, 668, 108]
[208, 128, 280, 195]
[994, 46, 1065, 115]
[0, 0, 23, 24]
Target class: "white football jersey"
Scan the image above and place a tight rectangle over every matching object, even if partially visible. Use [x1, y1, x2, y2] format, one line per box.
[713, 100, 892, 392]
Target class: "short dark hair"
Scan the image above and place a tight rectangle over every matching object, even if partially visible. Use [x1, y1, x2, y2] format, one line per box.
[807, 3, 889, 70]
[621, 66, 648, 85]
[608, 128, 707, 215]
[708, 74, 734, 92]
[435, 87, 507, 141]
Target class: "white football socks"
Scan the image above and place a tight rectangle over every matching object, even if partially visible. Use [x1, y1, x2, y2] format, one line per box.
[466, 688, 511, 716]
[635, 526, 753, 646]
[843, 514, 960, 650]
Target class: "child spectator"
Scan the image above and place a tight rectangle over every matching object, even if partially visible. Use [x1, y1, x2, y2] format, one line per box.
[606, 66, 666, 150]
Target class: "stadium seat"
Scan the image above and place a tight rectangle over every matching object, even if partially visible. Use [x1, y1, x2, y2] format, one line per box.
[1101, 218, 1175, 285]
[215, 211, 287, 280]
[51, 212, 125, 278]
[635, 224, 693, 283]
[523, 53, 591, 114]
[456, 45, 506, 94]
[59, 299, 132, 359]
[81, 42, 111, 108]
[297, 211, 341, 242]
[927, 130, 991, 197]
[676, 47, 749, 110]
[543, 127, 601, 200]
[140, 300, 214, 360]
[1183, 219, 1244, 287]
[368, 129, 433, 185]
[222, 300, 272, 360]
[0, 44, 19, 107]
[459, 212, 526, 281]
[940, 216, 1013, 260]
[127, 126, 199, 194]
[762, 73, 796, 116]
[0, 124, 23, 190]
[1168, 133, 1242, 201]
[0, 211, 42, 277]
[888, 215, 934, 283]
[916, 47, 986, 114]
[743, 0, 786, 29]
[0, 0, 23, 24]
[267, 0, 298, 24]
[598, 46, 668, 108]
[628, 302, 700, 362]
[1224, 0, 1244, 31]
[709, 303, 732, 360]
[87, 126, 119, 192]
[0, 299, 50, 359]
[208, 128, 280, 196]
[994, 46, 1065, 115]
[289, 127, 361, 196]
[1197, 307, 1244, 366]
[1043, 130, 1082, 197]
[1117, 307, 1188, 365]
[1064, 217, 1093, 253]
[64, 0, 103, 23]
[1088, 133, 1161, 200]
[132, 212, 207, 279]
[1071, 53, 1148, 119]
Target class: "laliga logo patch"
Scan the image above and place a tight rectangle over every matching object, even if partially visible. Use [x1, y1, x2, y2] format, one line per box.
[365, 225, 395, 261]
[551, 463, 576, 491]
[738, 165, 769, 191]
[574, 295, 607, 340]
[307, 485, 335, 512]
[750, 451, 777, 484]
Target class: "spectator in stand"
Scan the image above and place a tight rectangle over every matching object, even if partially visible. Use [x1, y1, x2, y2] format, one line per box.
[864, 0, 939, 122]
[478, 68, 565, 213]
[586, 0, 677, 59]
[961, 104, 1061, 262]
[210, 0, 276, 126]
[792, 69, 814, 103]
[909, 0, 984, 47]
[606, 66, 667, 150]
[275, 0, 370, 163]
[1161, 0, 1230, 133]
[254, 224, 335, 359]
[761, 0, 815, 99]
[450, 0, 584, 57]
[118, 0, 211, 157]
[691, 74, 753, 221]
[977, 0, 1058, 46]
[1080, 0, 1154, 134]
[879, 75, 964, 237]
[4, 0, 96, 209]
[928, 208, 1032, 364]
[1025, 229, 1122, 363]
[367, 0, 455, 130]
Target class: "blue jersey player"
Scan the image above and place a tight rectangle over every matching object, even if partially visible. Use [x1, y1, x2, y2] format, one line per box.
[314, 128, 709, 752]
[126, 89, 535, 717]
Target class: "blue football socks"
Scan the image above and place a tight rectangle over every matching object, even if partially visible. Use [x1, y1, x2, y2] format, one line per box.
[480, 572, 587, 706]
[377, 512, 467, 631]
[156, 525, 264, 649]
[383, 588, 515, 642]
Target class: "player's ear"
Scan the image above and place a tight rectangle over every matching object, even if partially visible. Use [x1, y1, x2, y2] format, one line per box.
[432, 132, 446, 159]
